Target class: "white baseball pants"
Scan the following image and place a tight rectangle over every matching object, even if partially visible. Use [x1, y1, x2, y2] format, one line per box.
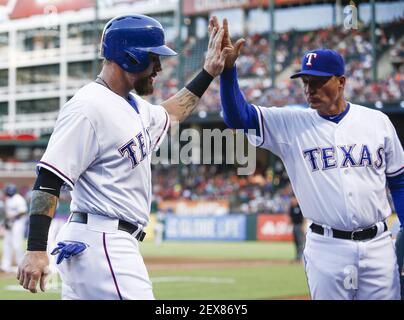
[303, 226, 400, 300]
[54, 213, 154, 300]
[1, 217, 26, 272]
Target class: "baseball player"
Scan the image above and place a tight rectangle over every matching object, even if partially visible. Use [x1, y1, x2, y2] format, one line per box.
[213, 16, 404, 299]
[289, 195, 305, 263]
[17, 14, 230, 299]
[1, 184, 28, 273]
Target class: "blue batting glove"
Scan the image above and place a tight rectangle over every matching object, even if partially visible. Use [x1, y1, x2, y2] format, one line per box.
[51, 241, 89, 264]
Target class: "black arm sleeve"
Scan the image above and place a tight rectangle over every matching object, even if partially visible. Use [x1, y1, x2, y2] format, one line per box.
[33, 168, 65, 197]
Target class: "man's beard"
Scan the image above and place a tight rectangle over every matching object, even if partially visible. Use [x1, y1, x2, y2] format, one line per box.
[134, 75, 153, 96]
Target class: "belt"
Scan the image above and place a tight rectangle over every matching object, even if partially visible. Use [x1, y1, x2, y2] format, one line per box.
[310, 222, 387, 241]
[70, 212, 146, 242]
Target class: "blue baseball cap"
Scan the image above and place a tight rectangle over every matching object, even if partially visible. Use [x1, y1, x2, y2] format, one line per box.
[290, 48, 345, 79]
[5, 184, 17, 197]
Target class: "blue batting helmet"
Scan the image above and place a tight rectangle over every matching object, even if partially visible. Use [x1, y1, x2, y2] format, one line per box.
[100, 14, 177, 73]
[5, 184, 17, 197]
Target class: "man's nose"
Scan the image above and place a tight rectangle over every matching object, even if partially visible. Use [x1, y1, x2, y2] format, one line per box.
[305, 83, 316, 94]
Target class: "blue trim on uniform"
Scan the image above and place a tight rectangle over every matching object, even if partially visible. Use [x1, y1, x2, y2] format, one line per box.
[387, 166, 404, 177]
[102, 233, 123, 300]
[220, 66, 260, 134]
[38, 161, 74, 187]
[256, 106, 265, 147]
[387, 172, 404, 227]
[319, 103, 350, 124]
[127, 95, 139, 114]
[153, 111, 169, 150]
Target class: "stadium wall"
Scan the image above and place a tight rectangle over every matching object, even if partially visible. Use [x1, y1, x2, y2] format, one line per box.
[161, 213, 295, 241]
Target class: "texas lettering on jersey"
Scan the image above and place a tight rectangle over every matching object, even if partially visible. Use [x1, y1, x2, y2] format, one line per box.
[303, 144, 384, 171]
[118, 128, 152, 169]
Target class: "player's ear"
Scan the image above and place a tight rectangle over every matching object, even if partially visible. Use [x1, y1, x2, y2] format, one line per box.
[338, 76, 346, 89]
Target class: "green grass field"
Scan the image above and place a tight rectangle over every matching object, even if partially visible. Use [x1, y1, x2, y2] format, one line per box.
[140, 241, 296, 260]
[0, 240, 309, 300]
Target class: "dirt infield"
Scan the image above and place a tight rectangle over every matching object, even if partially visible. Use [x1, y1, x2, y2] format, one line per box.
[0, 271, 14, 279]
[144, 256, 295, 271]
[0, 256, 298, 274]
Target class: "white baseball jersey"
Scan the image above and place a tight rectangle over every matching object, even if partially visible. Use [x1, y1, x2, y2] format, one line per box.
[5, 194, 28, 219]
[2, 194, 27, 272]
[247, 103, 404, 231]
[38, 82, 170, 227]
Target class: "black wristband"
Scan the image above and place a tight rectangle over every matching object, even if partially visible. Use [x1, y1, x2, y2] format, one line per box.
[185, 69, 214, 98]
[27, 215, 52, 251]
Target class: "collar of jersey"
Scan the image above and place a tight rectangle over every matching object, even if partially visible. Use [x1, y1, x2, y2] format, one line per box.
[319, 103, 350, 124]
[94, 81, 140, 114]
[127, 94, 140, 114]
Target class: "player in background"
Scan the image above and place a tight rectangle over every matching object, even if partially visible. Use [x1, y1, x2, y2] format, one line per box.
[289, 195, 305, 263]
[1, 184, 28, 273]
[47, 191, 71, 271]
[214, 16, 404, 299]
[17, 14, 231, 299]
[0, 190, 5, 237]
[153, 209, 166, 247]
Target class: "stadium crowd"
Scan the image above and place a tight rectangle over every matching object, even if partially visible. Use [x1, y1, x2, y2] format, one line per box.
[152, 164, 292, 214]
[150, 19, 404, 112]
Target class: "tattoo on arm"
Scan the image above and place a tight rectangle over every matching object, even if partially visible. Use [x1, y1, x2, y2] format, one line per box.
[29, 190, 58, 218]
[162, 88, 199, 122]
[178, 89, 199, 119]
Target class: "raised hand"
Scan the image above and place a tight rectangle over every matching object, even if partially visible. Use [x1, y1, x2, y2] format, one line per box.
[203, 25, 232, 77]
[208, 16, 245, 69]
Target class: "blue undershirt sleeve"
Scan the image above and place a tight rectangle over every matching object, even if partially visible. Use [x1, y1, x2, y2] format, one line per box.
[387, 172, 404, 227]
[220, 66, 260, 134]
